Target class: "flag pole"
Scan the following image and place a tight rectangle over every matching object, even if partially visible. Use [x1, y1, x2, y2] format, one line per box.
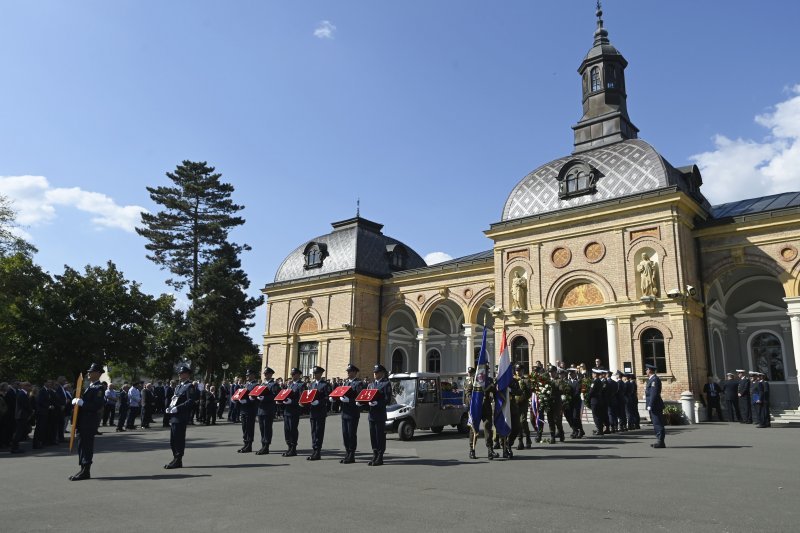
[68, 373, 84, 454]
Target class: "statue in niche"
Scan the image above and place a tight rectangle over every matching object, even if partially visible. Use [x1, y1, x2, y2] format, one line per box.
[511, 271, 528, 310]
[637, 253, 658, 297]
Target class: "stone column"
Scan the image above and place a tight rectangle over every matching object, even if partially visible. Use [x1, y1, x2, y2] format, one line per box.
[416, 328, 428, 373]
[546, 321, 561, 366]
[784, 297, 800, 397]
[463, 323, 476, 370]
[606, 317, 619, 372]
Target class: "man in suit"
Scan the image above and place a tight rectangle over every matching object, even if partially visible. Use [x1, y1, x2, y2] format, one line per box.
[702, 376, 724, 421]
[164, 366, 198, 469]
[645, 364, 665, 448]
[9, 381, 29, 454]
[69, 363, 106, 480]
[588, 368, 606, 436]
[54, 376, 69, 443]
[2, 381, 18, 449]
[755, 373, 771, 428]
[217, 380, 229, 420]
[281, 368, 305, 457]
[625, 373, 641, 430]
[736, 369, 752, 424]
[34, 379, 56, 448]
[141, 383, 155, 428]
[721, 372, 741, 422]
[306, 366, 332, 461]
[162, 380, 174, 427]
[204, 385, 217, 425]
[255, 368, 280, 455]
[335, 363, 365, 463]
[364, 364, 393, 466]
[116, 384, 129, 432]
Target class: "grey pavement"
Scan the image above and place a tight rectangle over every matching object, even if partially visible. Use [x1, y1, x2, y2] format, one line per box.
[2, 416, 799, 532]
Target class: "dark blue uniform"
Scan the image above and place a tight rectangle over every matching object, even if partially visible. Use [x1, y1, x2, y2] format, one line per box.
[738, 376, 752, 424]
[76, 381, 104, 467]
[256, 379, 280, 453]
[281, 379, 305, 456]
[239, 380, 258, 451]
[340, 378, 365, 461]
[722, 378, 741, 422]
[625, 379, 640, 429]
[167, 380, 197, 464]
[367, 377, 392, 464]
[588, 376, 606, 435]
[645, 372, 665, 447]
[307, 378, 332, 458]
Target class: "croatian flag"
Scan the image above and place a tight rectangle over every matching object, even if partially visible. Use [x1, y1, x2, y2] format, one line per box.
[493, 330, 512, 437]
[468, 327, 489, 431]
[530, 392, 541, 432]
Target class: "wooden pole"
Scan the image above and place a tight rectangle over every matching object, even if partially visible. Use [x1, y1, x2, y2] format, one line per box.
[68, 373, 84, 454]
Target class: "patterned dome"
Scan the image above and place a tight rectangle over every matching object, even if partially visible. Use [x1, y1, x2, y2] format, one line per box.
[501, 139, 707, 221]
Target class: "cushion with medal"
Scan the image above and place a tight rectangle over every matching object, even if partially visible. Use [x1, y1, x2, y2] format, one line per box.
[274, 389, 291, 402]
[355, 388, 378, 403]
[299, 389, 317, 405]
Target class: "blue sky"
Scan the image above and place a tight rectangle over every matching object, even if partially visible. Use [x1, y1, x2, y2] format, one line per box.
[2, 1, 799, 346]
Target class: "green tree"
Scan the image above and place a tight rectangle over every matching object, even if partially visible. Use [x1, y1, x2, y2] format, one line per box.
[0, 194, 36, 256]
[141, 294, 187, 380]
[185, 243, 263, 382]
[136, 161, 246, 293]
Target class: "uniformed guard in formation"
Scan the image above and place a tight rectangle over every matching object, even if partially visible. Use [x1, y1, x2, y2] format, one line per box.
[164, 365, 198, 469]
[255, 367, 280, 455]
[306, 366, 332, 461]
[281, 368, 304, 457]
[467, 363, 499, 460]
[335, 363, 365, 464]
[645, 363, 665, 448]
[364, 364, 392, 466]
[513, 364, 533, 450]
[237, 369, 259, 453]
[68, 363, 105, 481]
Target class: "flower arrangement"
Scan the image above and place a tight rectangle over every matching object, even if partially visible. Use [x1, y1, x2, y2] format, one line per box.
[558, 378, 574, 407]
[532, 373, 554, 413]
[580, 377, 593, 403]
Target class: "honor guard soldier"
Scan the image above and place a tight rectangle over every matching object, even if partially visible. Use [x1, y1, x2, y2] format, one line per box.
[464, 367, 475, 410]
[69, 363, 105, 481]
[565, 368, 585, 438]
[337, 364, 365, 463]
[736, 369, 752, 424]
[469, 364, 499, 460]
[513, 364, 533, 450]
[281, 368, 305, 457]
[164, 366, 198, 469]
[255, 367, 280, 455]
[237, 369, 259, 453]
[625, 373, 641, 429]
[588, 368, 606, 436]
[365, 364, 392, 466]
[645, 364, 665, 448]
[307, 366, 332, 461]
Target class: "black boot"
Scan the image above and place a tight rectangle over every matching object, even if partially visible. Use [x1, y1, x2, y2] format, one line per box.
[488, 447, 495, 460]
[516, 438, 524, 450]
[344, 451, 356, 464]
[164, 456, 183, 469]
[372, 452, 384, 466]
[469, 449, 477, 459]
[502, 447, 509, 459]
[238, 444, 252, 453]
[255, 445, 269, 455]
[368, 451, 379, 466]
[284, 445, 297, 457]
[307, 449, 321, 461]
[525, 436, 532, 449]
[69, 465, 91, 481]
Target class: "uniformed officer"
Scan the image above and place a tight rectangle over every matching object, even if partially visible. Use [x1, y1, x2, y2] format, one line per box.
[470, 364, 500, 460]
[614, 370, 628, 431]
[255, 367, 280, 455]
[513, 364, 533, 450]
[281, 368, 305, 457]
[68, 363, 105, 481]
[588, 368, 606, 436]
[546, 365, 565, 443]
[625, 373, 641, 429]
[463, 367, 475, 410]
[164, 365, 198, 469]
[736, 369, 752, 424]
[365, 364, 392, 466]
[237, 369, 259, 453]
[564, 368, 585, 438]
[306, 366, 332, 461]
[645, 363, 665, 448]
[336, 363, 365, 464]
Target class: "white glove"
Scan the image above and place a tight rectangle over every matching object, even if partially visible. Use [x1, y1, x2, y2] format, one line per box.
[369, 401, 377, 406]
[340, 396, 350, 403]
[239, 398, 247, 403]
[647, 406, 651, 411]
[168, 407, 177, 414]
[257, 396, 264, 401]
[328, 396, 335, 402]
[72, 398, 84, 406]
[560, 395, 567, 401]
[283, 399, 292, 404]
[311, 400, 319, 406]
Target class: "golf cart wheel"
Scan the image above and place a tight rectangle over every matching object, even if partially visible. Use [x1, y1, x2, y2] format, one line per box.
[430, 425, 444, 434]
[398, 420, 415, 441]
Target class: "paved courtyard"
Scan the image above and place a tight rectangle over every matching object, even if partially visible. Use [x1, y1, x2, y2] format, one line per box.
[2, 417, 798, 532]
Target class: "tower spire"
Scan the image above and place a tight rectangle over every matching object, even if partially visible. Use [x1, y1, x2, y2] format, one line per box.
[594, 1, 610, 46]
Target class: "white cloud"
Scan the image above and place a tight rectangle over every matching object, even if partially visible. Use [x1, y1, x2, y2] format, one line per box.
[314, 20, 336, 39]
[424, 251, 453, 265]
[691, 85, 800, 204]
[0, 175, 147, 234]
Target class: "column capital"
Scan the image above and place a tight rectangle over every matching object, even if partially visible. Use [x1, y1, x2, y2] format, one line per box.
[462, 323, 476, 336]
[415, 327, 428, 340]
[605, 316, 618, 324]
[790, 314, 800, 325]
[783, 296, 800, 314]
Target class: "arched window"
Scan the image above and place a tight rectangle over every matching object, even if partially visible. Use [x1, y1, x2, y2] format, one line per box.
[391, 348, 406, 374]
[606, 65, 616, 89]
[641, 328, 666, 373]
[557, 160, 597, 199]
[303, 242, 326, 270]
[512, 337, 530, 373]
[298, 341, 318, 377]
[590, 67, 601, 92]
[751, 332, 785, 381]
[427, 349, 441, 373]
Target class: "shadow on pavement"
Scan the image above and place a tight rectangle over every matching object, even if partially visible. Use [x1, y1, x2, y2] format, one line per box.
[96, 474, 212, 480]
[667, 445, 752, 449]
[184, 463, 288, 468]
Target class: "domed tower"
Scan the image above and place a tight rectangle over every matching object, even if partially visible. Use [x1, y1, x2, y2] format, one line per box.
[573, 2, 639, 153]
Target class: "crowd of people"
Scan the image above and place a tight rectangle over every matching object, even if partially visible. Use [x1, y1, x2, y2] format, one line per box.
[703, 369, 772, 428]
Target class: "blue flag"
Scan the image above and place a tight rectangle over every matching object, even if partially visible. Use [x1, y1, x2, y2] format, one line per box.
[468, 327, 488, 431]
[494, 330, 512, 437]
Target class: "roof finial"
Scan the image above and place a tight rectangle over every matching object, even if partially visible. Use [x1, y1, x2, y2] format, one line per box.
[356, 197, 360, 217]
[593, 0, 610, 46]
